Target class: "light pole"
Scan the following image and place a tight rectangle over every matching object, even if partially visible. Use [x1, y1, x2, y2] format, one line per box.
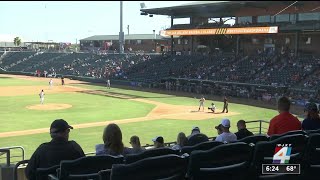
[119, 1, 124, 54]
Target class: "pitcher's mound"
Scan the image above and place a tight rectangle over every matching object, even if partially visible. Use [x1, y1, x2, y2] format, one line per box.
[26, 103, 72, 110]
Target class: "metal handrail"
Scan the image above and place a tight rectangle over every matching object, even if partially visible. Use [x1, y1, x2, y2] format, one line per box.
[0, 146, 25, 165]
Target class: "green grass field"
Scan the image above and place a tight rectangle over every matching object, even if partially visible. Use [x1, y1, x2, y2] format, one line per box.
[0, 75, 279, 159]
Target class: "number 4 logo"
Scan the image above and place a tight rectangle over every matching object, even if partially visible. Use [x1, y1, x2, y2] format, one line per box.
[273, 146, 291, 164]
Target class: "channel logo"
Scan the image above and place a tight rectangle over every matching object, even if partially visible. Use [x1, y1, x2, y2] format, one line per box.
[272, 144, 292, 164]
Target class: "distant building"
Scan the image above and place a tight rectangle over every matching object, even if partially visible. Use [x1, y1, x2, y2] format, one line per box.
[79, 34, 182, 53]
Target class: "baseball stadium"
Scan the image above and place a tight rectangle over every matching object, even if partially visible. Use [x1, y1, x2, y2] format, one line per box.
[0, 1, 320, 180]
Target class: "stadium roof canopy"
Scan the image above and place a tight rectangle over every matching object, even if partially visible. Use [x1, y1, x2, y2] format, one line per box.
[140, 1, 306, 18]
[80, 34, 169, 41]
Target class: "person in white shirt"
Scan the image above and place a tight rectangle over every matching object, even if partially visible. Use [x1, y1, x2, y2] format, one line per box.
[208, 103, 216, 113]
[215, 118, 237, 143]
[49, 79, 53, 89]
[39, 90, 45, 104]
[198, 97, 205, 111]
[106, 79, 111, 89]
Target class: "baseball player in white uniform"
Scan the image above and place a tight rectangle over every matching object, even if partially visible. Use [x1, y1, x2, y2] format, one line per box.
[106, 79, 111, 89]
[198, 97, 205, 111]
[208, 103, 216, 113]
[39, 90, 45, 104]
[49, 79, 53, 89]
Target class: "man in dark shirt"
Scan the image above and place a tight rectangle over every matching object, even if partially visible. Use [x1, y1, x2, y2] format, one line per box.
[25, 119, 85, 180]
[235, 120, 254, 140]
[222, 96, 229, 113]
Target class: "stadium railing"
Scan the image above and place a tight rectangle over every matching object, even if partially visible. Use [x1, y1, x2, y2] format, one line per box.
[0, 146, 25, 166]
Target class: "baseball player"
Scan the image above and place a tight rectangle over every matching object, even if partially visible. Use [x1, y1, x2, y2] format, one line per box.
[208, 103, 216, 113]
[106, 79, 111, 89]
[222, 96, 229, 113]
[61, 77, 65, 86]
[198, 96, 205, 111]
[39, 90, 45, 104]
[49, 79, 53, 89]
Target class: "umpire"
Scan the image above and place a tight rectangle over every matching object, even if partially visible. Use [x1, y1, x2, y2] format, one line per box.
[222, 96, 228, 113]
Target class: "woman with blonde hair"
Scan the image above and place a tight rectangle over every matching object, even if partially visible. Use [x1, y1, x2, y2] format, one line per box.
[172, 132, 188, 150]
[95, 123, 131, 156]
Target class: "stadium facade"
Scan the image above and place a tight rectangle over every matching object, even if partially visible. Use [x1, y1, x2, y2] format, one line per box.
[140, 1, 320, 55]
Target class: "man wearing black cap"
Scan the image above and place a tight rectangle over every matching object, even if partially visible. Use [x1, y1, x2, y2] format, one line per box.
[25, 119, 85, 180]
[152, 136, 165, 148]
[302, 103, 320, 131]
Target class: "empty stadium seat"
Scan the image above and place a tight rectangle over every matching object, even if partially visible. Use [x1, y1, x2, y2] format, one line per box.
[36, 165, 59, 180]
[53, 155, 124, 180]
[237, 135, 269, 144]
[111, 154, 188, 180]
[187, 133, 209, 146]
[180, 141, 223, 154]
[98, 169, 111, 180]
[269, 130, 306, 141]
[302, 133, 320, 180]
[187, 142, 253, 180]
[125, 147, 179, 164]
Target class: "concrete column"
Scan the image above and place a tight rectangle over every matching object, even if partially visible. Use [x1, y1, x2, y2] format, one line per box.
[295, 31, 299, 56]
[236, 35, 240, 55]
[171, 16, 174, 55]
[119, 1, 124, 54]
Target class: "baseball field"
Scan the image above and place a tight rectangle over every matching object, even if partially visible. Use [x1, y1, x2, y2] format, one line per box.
[0, 74, 279, 160]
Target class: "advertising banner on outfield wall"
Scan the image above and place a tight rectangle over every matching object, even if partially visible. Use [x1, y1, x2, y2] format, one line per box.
[160, 26, 278, 36]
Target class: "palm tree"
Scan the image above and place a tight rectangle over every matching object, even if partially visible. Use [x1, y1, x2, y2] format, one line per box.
[13, 37, 22, 47]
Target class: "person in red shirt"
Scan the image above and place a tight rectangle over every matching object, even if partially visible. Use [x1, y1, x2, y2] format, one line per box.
[267, 96, 302, 136]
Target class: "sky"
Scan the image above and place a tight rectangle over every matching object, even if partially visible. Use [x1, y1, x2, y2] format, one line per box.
[0, 1, 195, 43]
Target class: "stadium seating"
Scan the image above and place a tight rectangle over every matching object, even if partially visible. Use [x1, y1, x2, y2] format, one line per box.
[187, 133, 209, 146]
[187, 142, 253, 180]
[125, 147, 179, 164]
[111, 154, 188, 180]
[302, 133, 320, 179]
[236, 135, 269, 144]
[180, 141, 223, 154]
[51, 155, 124, 180]
[36, 165, 60, 180]
[269, 130, 306, 141]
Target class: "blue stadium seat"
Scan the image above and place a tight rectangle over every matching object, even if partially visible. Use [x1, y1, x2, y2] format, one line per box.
[180, 141, 223, 155]
[54, 155, 124, 180]
[302, 133, 320, 180]
[111, 154, 188, 180]
[236, 135, 269, 144]
[187, 133, 209, 146]
[125, 147, 179, 164]
[269, 130, 306, 141]
[187, 142, 253, 180]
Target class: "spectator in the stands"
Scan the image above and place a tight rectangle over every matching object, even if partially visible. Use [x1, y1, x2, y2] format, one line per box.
[235, 120, 254, 140]
[152, 136, 165, 148]
[215, 124, 223, 135]
[302, 103, 320, 131]
[95, 123, 132, 156]
[267, 97, 302, 136]
[172, 132, 188, 150]
[215, 118, 237, 143]
[25, 119, 85, 180]
[129, 135, 145, 154]
[188, 126, 200, 138]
